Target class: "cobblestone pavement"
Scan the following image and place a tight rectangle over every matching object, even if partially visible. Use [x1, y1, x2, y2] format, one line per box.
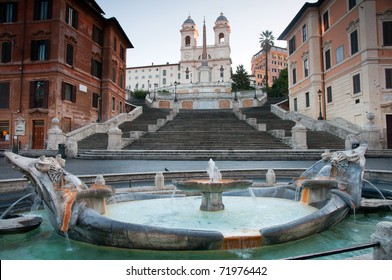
[1, 156, 391, 180]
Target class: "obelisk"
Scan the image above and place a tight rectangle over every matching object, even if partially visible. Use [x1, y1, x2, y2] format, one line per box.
[199, 17, 211, 83]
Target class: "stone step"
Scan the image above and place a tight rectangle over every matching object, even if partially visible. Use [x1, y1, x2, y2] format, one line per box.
[77, 149, 327, 160]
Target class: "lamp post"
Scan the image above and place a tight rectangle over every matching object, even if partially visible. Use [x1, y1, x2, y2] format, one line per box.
[220, 66, 224, 82]
[317, 89, 323, 120]
[147, 80, 150, 98]
[253, 81, 257, 99]
[153, 83, 157, 101]
[174, 81, 178, 102]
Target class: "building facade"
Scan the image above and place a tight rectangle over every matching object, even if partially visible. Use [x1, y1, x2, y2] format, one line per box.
[126, 13, 232, 92]
[0, 0, 133, 150]
[278, 0, 392, 148]
[251, 46, 288, 88]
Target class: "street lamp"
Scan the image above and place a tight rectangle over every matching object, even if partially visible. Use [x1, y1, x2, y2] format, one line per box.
[317, 89, 323, 120]
[220, 66, 224, 82]
[147, 80, 150, 98]
[253, 81, 257, 99]
[174, 81, 178, 102]
[153, 83, 157, 101]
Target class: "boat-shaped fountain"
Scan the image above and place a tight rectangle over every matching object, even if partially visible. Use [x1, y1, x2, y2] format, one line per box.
[4, 144, 368, 250]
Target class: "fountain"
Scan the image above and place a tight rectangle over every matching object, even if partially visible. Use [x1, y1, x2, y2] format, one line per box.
[173, 159, 253, 211]
[4, 144, 379, 251]
[0, 192, 43, 234]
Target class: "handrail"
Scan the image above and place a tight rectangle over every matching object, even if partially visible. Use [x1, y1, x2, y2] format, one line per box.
[284, 241, 380, 260]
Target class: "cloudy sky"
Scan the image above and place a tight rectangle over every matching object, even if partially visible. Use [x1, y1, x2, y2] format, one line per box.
[96, 0, 308, 72]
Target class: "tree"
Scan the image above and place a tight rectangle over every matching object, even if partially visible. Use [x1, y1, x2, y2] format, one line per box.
[259, 30, 275, 90]
[231, 64, 251, 91]
[268, 68, 288, 97]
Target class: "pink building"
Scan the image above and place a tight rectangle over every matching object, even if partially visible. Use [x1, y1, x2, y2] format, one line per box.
[278, 0, 392, 148]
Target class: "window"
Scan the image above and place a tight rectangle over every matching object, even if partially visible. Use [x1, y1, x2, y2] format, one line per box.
[386, 68, 392, 89]
[120, 45, 125, 61]
[163, 70, 167, 76]
[31, 40, 50, 61]
[34, 0, 52, 20]
[112, 67, 117, 83]
[294, 98, 298, 111]
[350, 29, 359, 55]
[325, 49, 331, 70]
[383, 21, 392, 46]
[0, 83, 10, 109]
[66, 4, 78, 29]
[1, 41, 12, 63]
[348, 0, 357, 10]
[0, 121, 10, 142]
[336, 45, 344, 64]
[327, 86, 333, 103]
[185, 36, 190, 47]
[119, 101, 123, 113]
[302, 24, 307, 42]
[91, 59, 102, 79]
[112, 96, 115, 111]
[162, 78, 166, 85]
[323, 11, 330, 32]
[119, 73, 123, 88]
[29, 81, 49, 109]
[66, 43, 74, 66]
[353, 73, 361, 94]
[289, 36, 296, 55]
[304, 59, 309, 77]
[92, 25, 103, 46]
[219, 33, 225, 44]
[92, 93, 99, 109]
[292, 68, 297, 85]
[113, 36, 117, 52]
[0, 2, 17, 23]
[61, 82, 76, 102]
[305, 92, 310, 108]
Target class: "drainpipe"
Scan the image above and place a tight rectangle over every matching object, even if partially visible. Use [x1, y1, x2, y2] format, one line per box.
[318, 5, 326, 120]
[18, 0, 27, 113]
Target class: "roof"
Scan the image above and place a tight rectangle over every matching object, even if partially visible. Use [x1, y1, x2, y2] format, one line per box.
[85, 1, 133, 48]
[106, 17, 134, 48]
[278, 0, 323, 40]
[215, 12, 228, 23]
[183, 16, 196, 25]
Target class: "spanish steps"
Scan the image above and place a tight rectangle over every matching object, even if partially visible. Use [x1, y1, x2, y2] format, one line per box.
[77, 101, 345, 160]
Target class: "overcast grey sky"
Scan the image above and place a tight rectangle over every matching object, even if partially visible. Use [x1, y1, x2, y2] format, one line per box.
[96, 0, 308, 72]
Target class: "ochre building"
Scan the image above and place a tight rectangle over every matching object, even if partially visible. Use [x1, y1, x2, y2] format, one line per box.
[0, 0, 133, 150]
[278, 0, 392, 148]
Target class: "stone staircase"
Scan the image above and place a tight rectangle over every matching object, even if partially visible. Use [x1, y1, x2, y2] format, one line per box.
[240, 106, 345, 150]
[122, 109, 290, 150]
[77, 102, 345, 159]
[77, 107, 170, 150]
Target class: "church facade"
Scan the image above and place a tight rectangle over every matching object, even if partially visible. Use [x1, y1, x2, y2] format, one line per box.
[126, 13, 262, 109]
[126, 13, 231, 92]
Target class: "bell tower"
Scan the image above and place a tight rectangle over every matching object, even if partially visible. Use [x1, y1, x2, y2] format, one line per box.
[214, 12, 230, 46]
[180, 16, 198, 60]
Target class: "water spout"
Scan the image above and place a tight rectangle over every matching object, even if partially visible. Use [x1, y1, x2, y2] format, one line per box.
[364, 179, 392, 212]
[207, 158, 222, 182]
[0, 193, 36, 219]
[316, 164, 332, 178]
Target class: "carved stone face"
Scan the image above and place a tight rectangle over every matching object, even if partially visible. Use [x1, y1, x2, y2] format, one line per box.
[35, 155, 67, 187]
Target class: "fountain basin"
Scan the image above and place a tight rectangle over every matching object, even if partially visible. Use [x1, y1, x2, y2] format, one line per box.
[173, 179, 253, 211]
[4, 145, 369, 251]
[0, 214, 43, 234]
